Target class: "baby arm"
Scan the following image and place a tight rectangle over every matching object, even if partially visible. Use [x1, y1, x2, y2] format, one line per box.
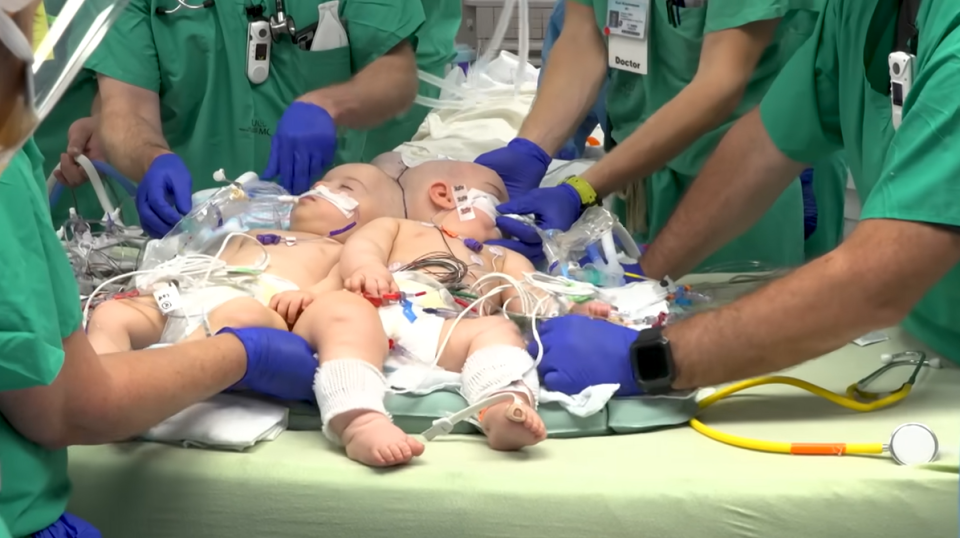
[339, 217, 401, 296]
[269, 264, 345, 326]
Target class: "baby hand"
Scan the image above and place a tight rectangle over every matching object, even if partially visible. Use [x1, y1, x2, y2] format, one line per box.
[269, 290, 315, 327]
[344, 264, 398, 297]
[569, 300, 613, 319]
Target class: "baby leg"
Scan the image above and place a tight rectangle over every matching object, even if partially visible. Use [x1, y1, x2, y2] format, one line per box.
[86, 296, 166, 353]
[436, 316, 547, 451]
[294, 290, 424, 467]
[182, 297, 287, 342]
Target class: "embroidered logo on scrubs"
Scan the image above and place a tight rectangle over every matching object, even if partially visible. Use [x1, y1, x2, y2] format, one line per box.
[240, 118, 272, 137]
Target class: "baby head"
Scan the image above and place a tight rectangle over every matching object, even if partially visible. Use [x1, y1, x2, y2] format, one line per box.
[398, 159, 507, 243]
[289, 163, 404, 241]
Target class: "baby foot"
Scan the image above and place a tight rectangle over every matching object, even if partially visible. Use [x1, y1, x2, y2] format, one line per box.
[479, 395, 547, 451]
[339, 411, 425, 467]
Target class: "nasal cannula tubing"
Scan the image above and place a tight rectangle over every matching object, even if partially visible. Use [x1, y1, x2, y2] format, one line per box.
[690, 351, 941, 465]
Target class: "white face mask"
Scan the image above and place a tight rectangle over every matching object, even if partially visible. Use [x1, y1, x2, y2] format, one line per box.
[466, 188, 500, 221]
[304, 184, 359, 217]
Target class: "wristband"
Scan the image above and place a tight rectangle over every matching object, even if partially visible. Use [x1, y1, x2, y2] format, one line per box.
[561, 175, 599, 207]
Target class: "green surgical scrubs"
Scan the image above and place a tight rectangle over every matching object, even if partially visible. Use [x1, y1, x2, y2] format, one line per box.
[357, 0, 461, 161]
[760, 0, 960, 363]
[84, 0, 425, 192]
[0, 140, 82, 536]
[573, 0, 846, 271]
[0, 518, 11, 538]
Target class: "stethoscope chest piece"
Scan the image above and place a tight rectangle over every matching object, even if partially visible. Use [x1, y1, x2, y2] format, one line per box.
[887, 423, 938, 465]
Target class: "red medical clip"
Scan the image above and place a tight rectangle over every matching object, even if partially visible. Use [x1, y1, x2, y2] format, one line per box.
[388, 338, 395, 350]
[363, 294, 384, 307]
[112, 289, 140, 300]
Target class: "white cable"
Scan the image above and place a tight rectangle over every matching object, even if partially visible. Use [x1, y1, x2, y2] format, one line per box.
[82, 232, 269, 328]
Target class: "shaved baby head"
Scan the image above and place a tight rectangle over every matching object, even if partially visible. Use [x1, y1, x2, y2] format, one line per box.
[391, 158, 508, 223]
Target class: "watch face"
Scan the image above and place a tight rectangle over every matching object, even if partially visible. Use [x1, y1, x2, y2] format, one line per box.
[636, 345, 669, 380]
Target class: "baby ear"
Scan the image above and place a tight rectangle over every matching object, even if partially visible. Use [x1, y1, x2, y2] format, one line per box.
[428, 181, 456, 210]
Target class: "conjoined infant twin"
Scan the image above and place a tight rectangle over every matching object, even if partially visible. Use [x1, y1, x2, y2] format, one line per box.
[86, 153, 609, 467]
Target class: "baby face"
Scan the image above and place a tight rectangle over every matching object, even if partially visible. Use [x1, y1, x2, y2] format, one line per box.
[289, 164, 401, 240]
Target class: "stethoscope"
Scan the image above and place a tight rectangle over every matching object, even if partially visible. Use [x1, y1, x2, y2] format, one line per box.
[155, 0, 297, 42]
[690, 350, 943, 465]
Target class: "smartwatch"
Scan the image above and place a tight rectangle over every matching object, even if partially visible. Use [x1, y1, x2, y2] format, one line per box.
[629, 327, 676, 395]
[560, 175, 599, 210]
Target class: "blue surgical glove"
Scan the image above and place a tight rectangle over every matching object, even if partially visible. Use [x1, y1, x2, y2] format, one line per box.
[136, 153, 193, 238]
[34, 513, 102, 538]
[487, 184, 583, 262]
[474, 138, 552, 199]
[218, 327, 318, 402]
[263, 101, 336, 196]
[529, 316, 640, 397]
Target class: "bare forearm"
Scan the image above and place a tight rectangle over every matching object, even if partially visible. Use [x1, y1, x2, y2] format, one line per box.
[61, 333, 247, 446]
[300, 42, 418, 129]
[518, 6, 606, 155]
[666, 219, 960, 389]
[98, 105, 169, 181]
[641, 109, 806, 279]
[582, 79, 743, 197]
[339, 247, 388, 277]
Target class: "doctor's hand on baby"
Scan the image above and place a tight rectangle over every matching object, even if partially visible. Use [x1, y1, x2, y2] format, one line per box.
[486, 183, 583, 262]
[136, 153, 194, 238]
[216, 327, 320, 402]
[530, 316, 640, 397]
[269, 290, 317, 327]
[263, 100, 337, 196]
[344, 264, 399, 298]
[474, 138, 552, 199]
[54, 116, 105, 187]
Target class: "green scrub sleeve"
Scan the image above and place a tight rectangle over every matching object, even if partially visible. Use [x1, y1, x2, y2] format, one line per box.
[704, 0, 799, 33]
[568, 0, 593, 6]
[759, 5, 842, 164]
[0, 145, 78, 392]
[342, 0, 426, 72]
[860, 31, 960, 227]
[83, 0, 161, 92]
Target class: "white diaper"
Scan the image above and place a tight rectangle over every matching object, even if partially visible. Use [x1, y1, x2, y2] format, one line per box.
[159, 273, 299, 343]
[377, 271, 456, 364]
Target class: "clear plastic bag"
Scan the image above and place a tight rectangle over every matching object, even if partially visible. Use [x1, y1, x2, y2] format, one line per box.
[539, 206, 641, 288]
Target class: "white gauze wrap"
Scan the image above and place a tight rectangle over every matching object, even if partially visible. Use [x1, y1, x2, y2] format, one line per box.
[314, 359, 390, 444]
[459, 345, 540, 409]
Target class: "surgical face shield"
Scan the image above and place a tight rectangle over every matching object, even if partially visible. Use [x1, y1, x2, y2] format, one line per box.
[0, 0, 129, 169]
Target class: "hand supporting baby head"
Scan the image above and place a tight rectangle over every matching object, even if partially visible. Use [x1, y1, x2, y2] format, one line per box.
[288, 163, 405, 241]
[397, 159, 508, 243]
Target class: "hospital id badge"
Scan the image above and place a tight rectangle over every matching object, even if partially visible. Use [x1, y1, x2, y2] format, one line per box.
[153, 283, 183, 314]
[607, 0, 650, 75]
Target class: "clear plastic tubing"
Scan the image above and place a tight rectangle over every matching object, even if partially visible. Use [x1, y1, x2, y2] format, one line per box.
[516, 0, 529, 94]
[479, 0, 518, 65]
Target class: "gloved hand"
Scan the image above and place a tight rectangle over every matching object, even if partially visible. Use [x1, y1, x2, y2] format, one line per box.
[474, 138, 552, 199]
[136, 153, 193, 238]
[263, 101, 337, 196]
[33, 513, 101, 538]
[529, 316, 640, 397]
[487, 184, 582, 263]
[218, 327, 318, 402]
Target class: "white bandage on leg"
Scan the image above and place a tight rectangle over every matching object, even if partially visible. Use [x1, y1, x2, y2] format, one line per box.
[314, 359, 390, 444]
[459, 345, 540, 409]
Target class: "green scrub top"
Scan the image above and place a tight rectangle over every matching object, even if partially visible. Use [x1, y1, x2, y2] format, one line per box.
[357, 0, 461, 161]
[574, 0, 844, 271]
[0, 140, 82, 536]
[0, 518, 11, 538]
[84, 0, 425, 192]
[759, 0, 960, 363]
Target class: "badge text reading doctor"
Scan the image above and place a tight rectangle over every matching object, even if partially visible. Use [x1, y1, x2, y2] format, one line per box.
[606, 0, 650, 75]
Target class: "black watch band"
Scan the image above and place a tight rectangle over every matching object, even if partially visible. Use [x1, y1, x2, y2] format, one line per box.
[629, 327, 676, 395]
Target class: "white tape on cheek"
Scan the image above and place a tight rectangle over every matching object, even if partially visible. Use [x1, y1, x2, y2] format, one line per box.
[467, 189, 500, 220]
[312, 184, 359, 217]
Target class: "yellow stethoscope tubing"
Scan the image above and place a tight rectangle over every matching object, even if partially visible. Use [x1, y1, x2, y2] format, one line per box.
[689, 375, 913, 457]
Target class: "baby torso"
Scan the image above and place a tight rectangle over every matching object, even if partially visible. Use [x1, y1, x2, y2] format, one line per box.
[222, 230, 343, 289]
[389, 221, 516, 306]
